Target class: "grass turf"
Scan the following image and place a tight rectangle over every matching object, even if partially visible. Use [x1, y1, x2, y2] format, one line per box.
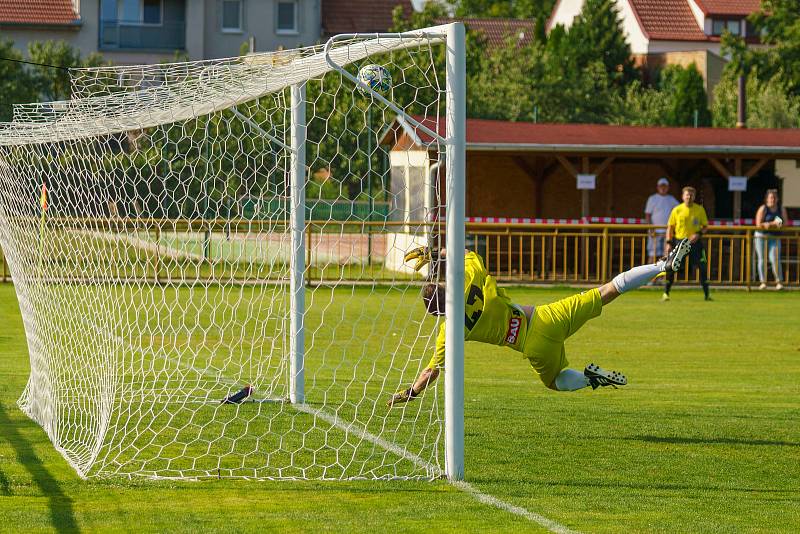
[0, 283, 798, 532]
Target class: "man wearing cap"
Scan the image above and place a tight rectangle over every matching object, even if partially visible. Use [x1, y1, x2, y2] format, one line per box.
[645, 178, 679, 264]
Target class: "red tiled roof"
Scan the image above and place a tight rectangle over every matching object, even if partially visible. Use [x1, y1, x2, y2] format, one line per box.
[0, 0, 79, 25]
[444, 18, 536, 47]
[321, 0, 414, 36]
[387, 117, 800, 155]
[692, 0, 761, 16]
[629, 0, 708, 41]
[551, 0, 761, 43]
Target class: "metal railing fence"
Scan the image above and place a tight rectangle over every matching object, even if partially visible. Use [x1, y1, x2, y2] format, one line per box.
[466, 223, 800, 287]
[0, 220, 797, 287]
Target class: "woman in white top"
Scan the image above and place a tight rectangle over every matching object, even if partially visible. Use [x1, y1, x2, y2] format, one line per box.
[754, 189, 789, 290]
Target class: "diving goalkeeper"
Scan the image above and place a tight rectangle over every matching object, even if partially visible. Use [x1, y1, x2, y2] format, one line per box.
[387, 239, 692, 406]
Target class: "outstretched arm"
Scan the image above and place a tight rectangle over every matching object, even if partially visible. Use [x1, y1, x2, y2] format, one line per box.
[413, 367, 440, 394]
[388, 324, 446, 408]
[387, 367, 440, 407]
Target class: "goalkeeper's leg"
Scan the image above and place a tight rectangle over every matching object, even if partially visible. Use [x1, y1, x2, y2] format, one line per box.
[553, 366, 627, 391]
[525, 342, 627, 392]
[538, 241, 691, 391]
[600, 237, 691, 305]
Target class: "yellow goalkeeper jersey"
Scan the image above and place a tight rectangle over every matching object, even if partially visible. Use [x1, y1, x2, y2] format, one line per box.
[426, 252, 526, 369]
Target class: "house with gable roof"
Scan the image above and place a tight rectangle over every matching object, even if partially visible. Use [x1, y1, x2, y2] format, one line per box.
[1, 0, 416, 64]
[549, 0, 765, 94]
[321, 0, 414, 36]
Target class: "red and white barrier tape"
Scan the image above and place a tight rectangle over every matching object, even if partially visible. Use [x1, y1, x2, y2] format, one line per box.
[465, 216, 798, 227]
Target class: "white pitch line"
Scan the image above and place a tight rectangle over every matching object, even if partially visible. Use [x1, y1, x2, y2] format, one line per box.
[293, 403, 442, 477]
[296, 403, 578, 533]
[452, 480, 580, 534]
[82, 320, 577, 532]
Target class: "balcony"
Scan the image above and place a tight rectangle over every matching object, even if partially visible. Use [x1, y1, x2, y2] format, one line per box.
[100, 20, 186, 51]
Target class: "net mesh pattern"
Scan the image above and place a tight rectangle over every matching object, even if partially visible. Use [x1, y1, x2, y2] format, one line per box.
[0, 27, 451, 479]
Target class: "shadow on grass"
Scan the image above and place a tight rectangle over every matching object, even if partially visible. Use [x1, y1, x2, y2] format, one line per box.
[0, 403, 79, 533]
[627, 435, 799, 447]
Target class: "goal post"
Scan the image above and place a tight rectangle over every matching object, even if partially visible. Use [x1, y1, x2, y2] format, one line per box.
[0, 23, 467, 481]
[290, 81, 306, 405]
[444, 22, 466, 482]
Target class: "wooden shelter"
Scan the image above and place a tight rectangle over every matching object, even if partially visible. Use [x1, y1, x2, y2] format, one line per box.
[380, 117, 800, 223]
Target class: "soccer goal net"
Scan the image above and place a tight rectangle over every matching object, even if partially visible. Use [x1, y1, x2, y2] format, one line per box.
[0, 24, 465, 480]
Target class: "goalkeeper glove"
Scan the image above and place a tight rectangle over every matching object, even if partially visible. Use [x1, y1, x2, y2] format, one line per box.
[404, 247, 433, 272]
[387, 387, 418, 408]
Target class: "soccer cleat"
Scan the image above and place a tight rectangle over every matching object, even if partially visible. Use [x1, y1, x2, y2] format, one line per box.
[665, 238, 691, 272]
[661, 292, 670, 302]
[584, 363, 627, 390]
[221, 384, 253, 404]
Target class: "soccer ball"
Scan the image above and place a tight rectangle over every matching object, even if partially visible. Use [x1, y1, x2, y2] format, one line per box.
[357, 64, 392, 94]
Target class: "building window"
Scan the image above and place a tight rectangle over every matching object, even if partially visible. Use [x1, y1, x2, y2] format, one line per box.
[711, 18, 743, 36]
[222, 0, 242, 32]
[744, 20, 761, 38]
[276, 0, 298, 34]
[142, 0, 161, 24]
[114, 0, 162, 24]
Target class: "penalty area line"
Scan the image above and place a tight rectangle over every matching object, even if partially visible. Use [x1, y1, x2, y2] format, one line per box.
[297, 404, 578, 533]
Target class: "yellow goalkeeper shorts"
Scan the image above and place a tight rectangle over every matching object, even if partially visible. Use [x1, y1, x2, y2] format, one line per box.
[522, 288, 603, 387]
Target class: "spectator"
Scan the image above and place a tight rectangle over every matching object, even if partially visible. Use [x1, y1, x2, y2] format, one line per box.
[663, 186, 710, 301]
[754, 189, 789, 290]
[645, 178, 679, 264]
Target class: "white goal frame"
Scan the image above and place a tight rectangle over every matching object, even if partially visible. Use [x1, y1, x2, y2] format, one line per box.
[0, 22, 467, 482]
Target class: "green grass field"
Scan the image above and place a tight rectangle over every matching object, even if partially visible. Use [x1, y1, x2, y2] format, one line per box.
[0, 283, 799, 532]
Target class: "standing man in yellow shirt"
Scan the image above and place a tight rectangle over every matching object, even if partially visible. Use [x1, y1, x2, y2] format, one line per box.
[664, 186, 710, 301]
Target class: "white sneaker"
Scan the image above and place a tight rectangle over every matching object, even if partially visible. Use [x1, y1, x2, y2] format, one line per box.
[758, 283, 767, 290]
[661, 293, 670, 302]
[776, 283, 784, 291]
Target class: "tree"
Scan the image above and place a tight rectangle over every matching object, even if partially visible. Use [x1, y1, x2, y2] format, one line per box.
[561, 0, 638, 88]
[25, 41, 108, 102]
[27, 41, 83, 102]
[0, 39, 36, 121]
[392, 0, 645, 125]
[612, 81, 671, 126]
[468, 35, 540, 122]
[612, 64, 711, 127]
[721, 0, 800, 125]
[712, 69, 800, 128]
[657, 64, 711, 127]
[724, 1, 800, 95]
